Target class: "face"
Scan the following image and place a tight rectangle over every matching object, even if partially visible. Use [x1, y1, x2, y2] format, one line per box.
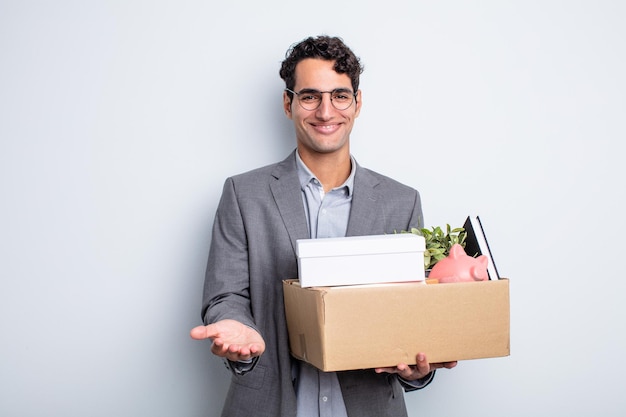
[283, 58, 362, 158]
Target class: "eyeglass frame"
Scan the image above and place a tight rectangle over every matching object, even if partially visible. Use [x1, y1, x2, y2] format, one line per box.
[285, 87, 358, 111]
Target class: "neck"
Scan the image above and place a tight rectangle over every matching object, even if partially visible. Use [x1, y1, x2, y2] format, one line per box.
[298, 149, 352, 192]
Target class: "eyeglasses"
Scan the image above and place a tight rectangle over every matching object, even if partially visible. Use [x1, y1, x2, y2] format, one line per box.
[285, 88, 356, 111]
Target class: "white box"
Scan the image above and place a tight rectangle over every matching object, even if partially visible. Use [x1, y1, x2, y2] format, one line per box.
[296, 234, 425, 287]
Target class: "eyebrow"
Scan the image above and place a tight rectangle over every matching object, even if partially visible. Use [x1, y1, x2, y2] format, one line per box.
[297, 87, 354, 94]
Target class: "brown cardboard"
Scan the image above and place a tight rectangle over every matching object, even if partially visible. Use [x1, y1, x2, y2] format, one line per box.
[283, 279, 510, 372]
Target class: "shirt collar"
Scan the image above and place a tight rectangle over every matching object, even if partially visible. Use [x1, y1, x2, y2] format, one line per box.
[295, 150, 356, 196]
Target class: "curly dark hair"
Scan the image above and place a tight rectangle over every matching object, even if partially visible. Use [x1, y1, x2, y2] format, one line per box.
[279, 36, 364, 99]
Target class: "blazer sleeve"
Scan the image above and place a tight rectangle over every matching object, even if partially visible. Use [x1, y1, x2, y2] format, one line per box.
[200, 177, 257, 332]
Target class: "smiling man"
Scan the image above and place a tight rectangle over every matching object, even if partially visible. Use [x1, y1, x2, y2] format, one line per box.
[190, 36, 456, 417]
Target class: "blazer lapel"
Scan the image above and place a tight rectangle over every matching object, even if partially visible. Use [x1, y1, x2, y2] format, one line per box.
[270, 155, 386, 246]
[270, 151, 310, 254]
[346, 164, 384, 237]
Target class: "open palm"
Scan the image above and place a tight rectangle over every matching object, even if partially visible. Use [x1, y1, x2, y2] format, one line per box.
[190, 319, 265, 362]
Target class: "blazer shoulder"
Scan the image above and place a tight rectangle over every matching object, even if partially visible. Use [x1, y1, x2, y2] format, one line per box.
[357, 166, 419, 195]
[228, 152, 296, 186]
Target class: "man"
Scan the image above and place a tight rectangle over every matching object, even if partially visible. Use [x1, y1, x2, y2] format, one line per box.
[190, 35, 456, 417]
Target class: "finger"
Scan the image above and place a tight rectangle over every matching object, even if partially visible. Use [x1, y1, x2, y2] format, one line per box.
[230, 344, 249, 357]
[211, 339, 238, 358]
[429, 360, 458, 370]
[223, 344, 257, 362]
[249, 344, 263, 355]
[375, 364, 411, 378]
[225, 344, 245, 360]
[395, 363, 414, 379]
[414, 353, 431, 376]
[229, 344, 264, 359]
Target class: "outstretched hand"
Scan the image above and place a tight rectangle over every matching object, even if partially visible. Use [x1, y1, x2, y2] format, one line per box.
[375, 352, 457, 381]
[190, 319, 265, 362]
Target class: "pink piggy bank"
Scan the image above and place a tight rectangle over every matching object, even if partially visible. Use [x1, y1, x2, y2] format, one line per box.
[428, 244, 489, 283]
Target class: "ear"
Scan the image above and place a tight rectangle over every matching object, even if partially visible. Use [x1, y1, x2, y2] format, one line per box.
[449, 243, 464, 259]
[283, 91, 293, 119]
[473, 256, 489, 281]
[354, 89, 362, 117]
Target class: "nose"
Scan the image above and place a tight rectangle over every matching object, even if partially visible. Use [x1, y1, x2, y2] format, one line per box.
[315, 92, 334, 119]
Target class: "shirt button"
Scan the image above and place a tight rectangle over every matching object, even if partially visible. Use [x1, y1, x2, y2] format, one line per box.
[322, 396, 328, 402]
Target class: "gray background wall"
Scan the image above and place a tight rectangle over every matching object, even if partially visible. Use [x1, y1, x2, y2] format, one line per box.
[1, 1, 624, 416]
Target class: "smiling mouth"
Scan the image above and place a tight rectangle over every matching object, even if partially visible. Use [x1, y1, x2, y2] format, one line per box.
[312, 123, 341, 133]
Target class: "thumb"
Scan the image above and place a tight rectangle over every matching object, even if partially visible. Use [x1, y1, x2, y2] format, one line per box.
[190, 325, 215, 340]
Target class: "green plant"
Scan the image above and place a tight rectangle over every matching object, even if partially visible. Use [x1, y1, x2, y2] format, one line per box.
[405, 224, 467, 270]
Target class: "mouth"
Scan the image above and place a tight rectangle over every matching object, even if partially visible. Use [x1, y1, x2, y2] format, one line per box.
[311, 123, 341, 134]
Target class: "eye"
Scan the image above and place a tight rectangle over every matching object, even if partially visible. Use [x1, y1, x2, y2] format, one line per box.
[332, 89, 353, 100]
[300, 93, 321, 102]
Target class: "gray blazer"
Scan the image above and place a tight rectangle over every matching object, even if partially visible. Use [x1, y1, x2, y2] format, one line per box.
[201, 150, 425, 417]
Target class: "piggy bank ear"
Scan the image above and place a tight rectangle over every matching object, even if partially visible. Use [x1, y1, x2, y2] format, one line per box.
[471, 255, 489, 281]
[449, 244, 466, 258]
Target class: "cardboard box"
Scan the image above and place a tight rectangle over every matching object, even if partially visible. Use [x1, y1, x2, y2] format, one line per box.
[283, 278, 510, 372]
[296, 234, 425, 287]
